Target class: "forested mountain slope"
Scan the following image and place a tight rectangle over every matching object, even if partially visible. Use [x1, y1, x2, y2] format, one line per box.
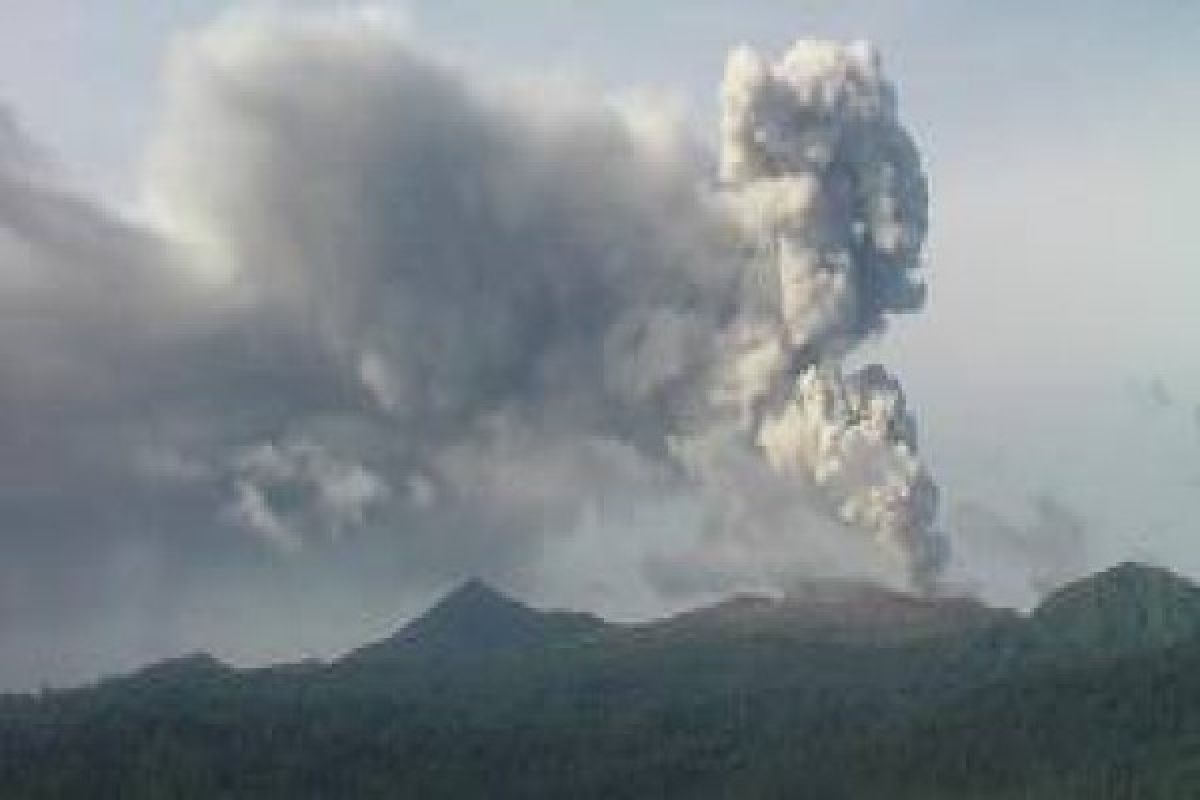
[2, 563, 1197, 799]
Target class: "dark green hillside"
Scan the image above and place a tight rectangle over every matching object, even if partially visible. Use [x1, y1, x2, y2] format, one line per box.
[1031, 562, 1200, 657]
[2, 565, 1199, 799]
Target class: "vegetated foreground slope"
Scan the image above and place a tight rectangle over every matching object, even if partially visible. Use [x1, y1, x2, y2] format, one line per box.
[2, 563, 1200, 799]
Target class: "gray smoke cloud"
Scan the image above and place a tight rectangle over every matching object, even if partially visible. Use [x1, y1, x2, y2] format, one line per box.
[0, 14, 945, 685]
[677, 40, 944, 589]
[950, 495, 1088, 604]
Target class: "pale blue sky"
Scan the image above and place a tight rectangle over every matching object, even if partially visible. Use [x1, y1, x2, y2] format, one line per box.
[2, 0, 1198, 594]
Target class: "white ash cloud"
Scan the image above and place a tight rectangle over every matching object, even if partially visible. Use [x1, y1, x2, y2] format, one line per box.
[683, 39, 944, 588]
[754, 366, 942, 587]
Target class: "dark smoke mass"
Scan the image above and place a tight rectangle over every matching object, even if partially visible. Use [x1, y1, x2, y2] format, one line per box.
[0, 14, 944, 686]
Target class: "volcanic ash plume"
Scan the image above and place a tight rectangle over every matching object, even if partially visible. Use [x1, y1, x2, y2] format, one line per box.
[0, 12, 970, 684]
[700, 40, 945, 589]
[1, 18, 946, 635]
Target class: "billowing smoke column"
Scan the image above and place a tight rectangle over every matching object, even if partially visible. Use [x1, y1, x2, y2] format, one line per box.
[712, 41, 945, 589]
[139, 23, 947, 596]
[0, 18, 955, 684]
[720, 41, 928, 349]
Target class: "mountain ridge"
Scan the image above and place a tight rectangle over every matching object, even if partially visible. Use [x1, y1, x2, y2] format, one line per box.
[24, 562, 1198, 690]
[4, 562, 1200, 799]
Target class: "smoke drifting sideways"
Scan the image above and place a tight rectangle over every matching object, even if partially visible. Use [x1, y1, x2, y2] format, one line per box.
[950, 496, 1088, 608]
[0, 15, 945, 684]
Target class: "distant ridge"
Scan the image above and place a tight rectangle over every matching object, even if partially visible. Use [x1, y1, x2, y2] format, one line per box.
[8, 562, 1200, 798]
[110, 653, 229, 686]
[653, 580, 1012, 644]
[102, 564, 1200, 680]
[1032, 561, 1200, 656]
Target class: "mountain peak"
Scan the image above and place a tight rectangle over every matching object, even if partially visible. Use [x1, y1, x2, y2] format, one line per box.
[440, 577, 511, 609]
[389, 578, 537, 655]
[342, 579, 610, 666]
[1033, 561, 1200, 655]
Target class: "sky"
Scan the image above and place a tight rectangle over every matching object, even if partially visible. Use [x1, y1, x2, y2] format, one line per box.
[0, 0, 1197, 690]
